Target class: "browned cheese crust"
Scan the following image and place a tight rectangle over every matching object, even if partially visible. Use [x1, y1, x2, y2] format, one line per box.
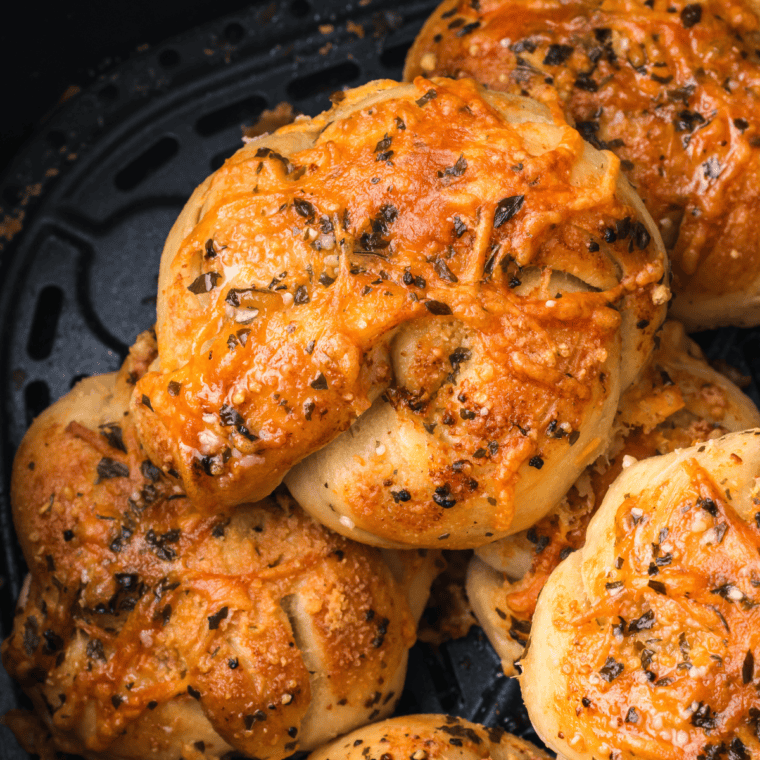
[521, 429, 760, 760]
[307, 714, 551, 760]
[131, 75, 667, 546]
[2, 334, 430, 760]
[468, 321, 760, 675]
[131, 77, 667, 534]
[405, 0, 760, 328]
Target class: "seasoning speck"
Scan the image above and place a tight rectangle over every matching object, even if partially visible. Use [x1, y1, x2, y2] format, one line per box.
[681, 3, 702, 28]
[494, 195, 525, 227]
[187, 271, 222, 294]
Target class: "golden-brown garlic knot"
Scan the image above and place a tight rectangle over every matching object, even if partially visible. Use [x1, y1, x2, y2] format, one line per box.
[131, 77, 667, 547]
[3, 337, 438, 760]
[467, 320, 760, 675]
[308, 714, 551, 760]
[522, 429, 760, 760]
[405, 0, 760, 328]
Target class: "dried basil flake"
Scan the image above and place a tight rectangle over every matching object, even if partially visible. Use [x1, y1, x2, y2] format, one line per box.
[187, 271, 222, 294]
[97, 458, 129, 481]
[208, 606, 229, 630]
[494, 195, 525, 227]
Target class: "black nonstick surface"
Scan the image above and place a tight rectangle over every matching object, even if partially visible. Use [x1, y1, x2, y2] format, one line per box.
[2, 2, 760, 758]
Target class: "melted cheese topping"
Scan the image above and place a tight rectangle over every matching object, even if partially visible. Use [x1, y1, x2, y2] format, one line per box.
[560, 460, 760, 758]
[133, 77, 665, 517]
[503, 365, 732, 620]
[407, 0, 760, 303]
[2, 350, 416, 760]
[471, 322, 745, 635]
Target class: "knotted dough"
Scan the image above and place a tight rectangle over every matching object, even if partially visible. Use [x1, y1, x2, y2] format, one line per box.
[3, 333, 438, 760]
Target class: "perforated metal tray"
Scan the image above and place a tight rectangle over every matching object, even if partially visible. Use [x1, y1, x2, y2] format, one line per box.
[2, 2, 759, 758]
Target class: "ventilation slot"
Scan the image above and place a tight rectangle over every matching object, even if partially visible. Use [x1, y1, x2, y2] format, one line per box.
[210, 148, 239, 172]
[471, 673, 523, 730]
[195, 96, 268, 137]
[289, 0, 311, 17]
[418, 644, 460, 714]
[159, 49, 181, 68]
[47, 130, 66, 148]
[2, 185, 22, 207]
[224, 22, 245, 44]
[27, 285, 64, 360]
[286, 61, 361, 101]
[25, 381, 50, 425]
[380, 40, 413, 70]
[114, 136, 180, 191]
[98, 84, 119, 102]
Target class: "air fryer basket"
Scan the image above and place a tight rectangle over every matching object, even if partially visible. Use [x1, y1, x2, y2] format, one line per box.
[2, 2, 759, 758]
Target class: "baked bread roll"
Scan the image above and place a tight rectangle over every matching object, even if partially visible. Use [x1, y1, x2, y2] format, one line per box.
[467, 321, 760, 675]
[521, 429, 760, 759]
[405, 0, 760, 329]
[131, 77, 667, 541]
[308, 714, 550, 760]
[2, 333, 438, 760]
[282, 77, 665, 549]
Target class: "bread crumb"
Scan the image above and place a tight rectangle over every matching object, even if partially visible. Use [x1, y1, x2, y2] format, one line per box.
[651, 284, 670, 305]
[420, 52, 437, 71]
[347, 20, 365, 38]
[242, 102, 296, 141]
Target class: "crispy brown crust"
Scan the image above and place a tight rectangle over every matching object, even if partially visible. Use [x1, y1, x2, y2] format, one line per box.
[133, 76, 666, 546]
[3, 338, 431, 760]
[405, 0, 760, 328]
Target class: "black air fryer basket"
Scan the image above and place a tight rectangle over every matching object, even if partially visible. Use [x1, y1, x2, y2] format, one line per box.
[2, 3, 759, 759]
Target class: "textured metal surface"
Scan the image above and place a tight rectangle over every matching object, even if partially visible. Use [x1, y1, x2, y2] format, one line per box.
[0, 1, 550, 757]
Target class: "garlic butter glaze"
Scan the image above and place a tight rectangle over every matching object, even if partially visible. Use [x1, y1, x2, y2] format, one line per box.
[468, 321, 760, 674]
[3, 333, 437, 760]
[522, 430, 760, 759]
[308, 714, 550, 760]
[406, 0, 760, 329]
[133, 77, 666, 546]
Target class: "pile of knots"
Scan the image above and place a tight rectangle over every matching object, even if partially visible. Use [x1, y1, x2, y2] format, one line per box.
[6, 5, 760, 756]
